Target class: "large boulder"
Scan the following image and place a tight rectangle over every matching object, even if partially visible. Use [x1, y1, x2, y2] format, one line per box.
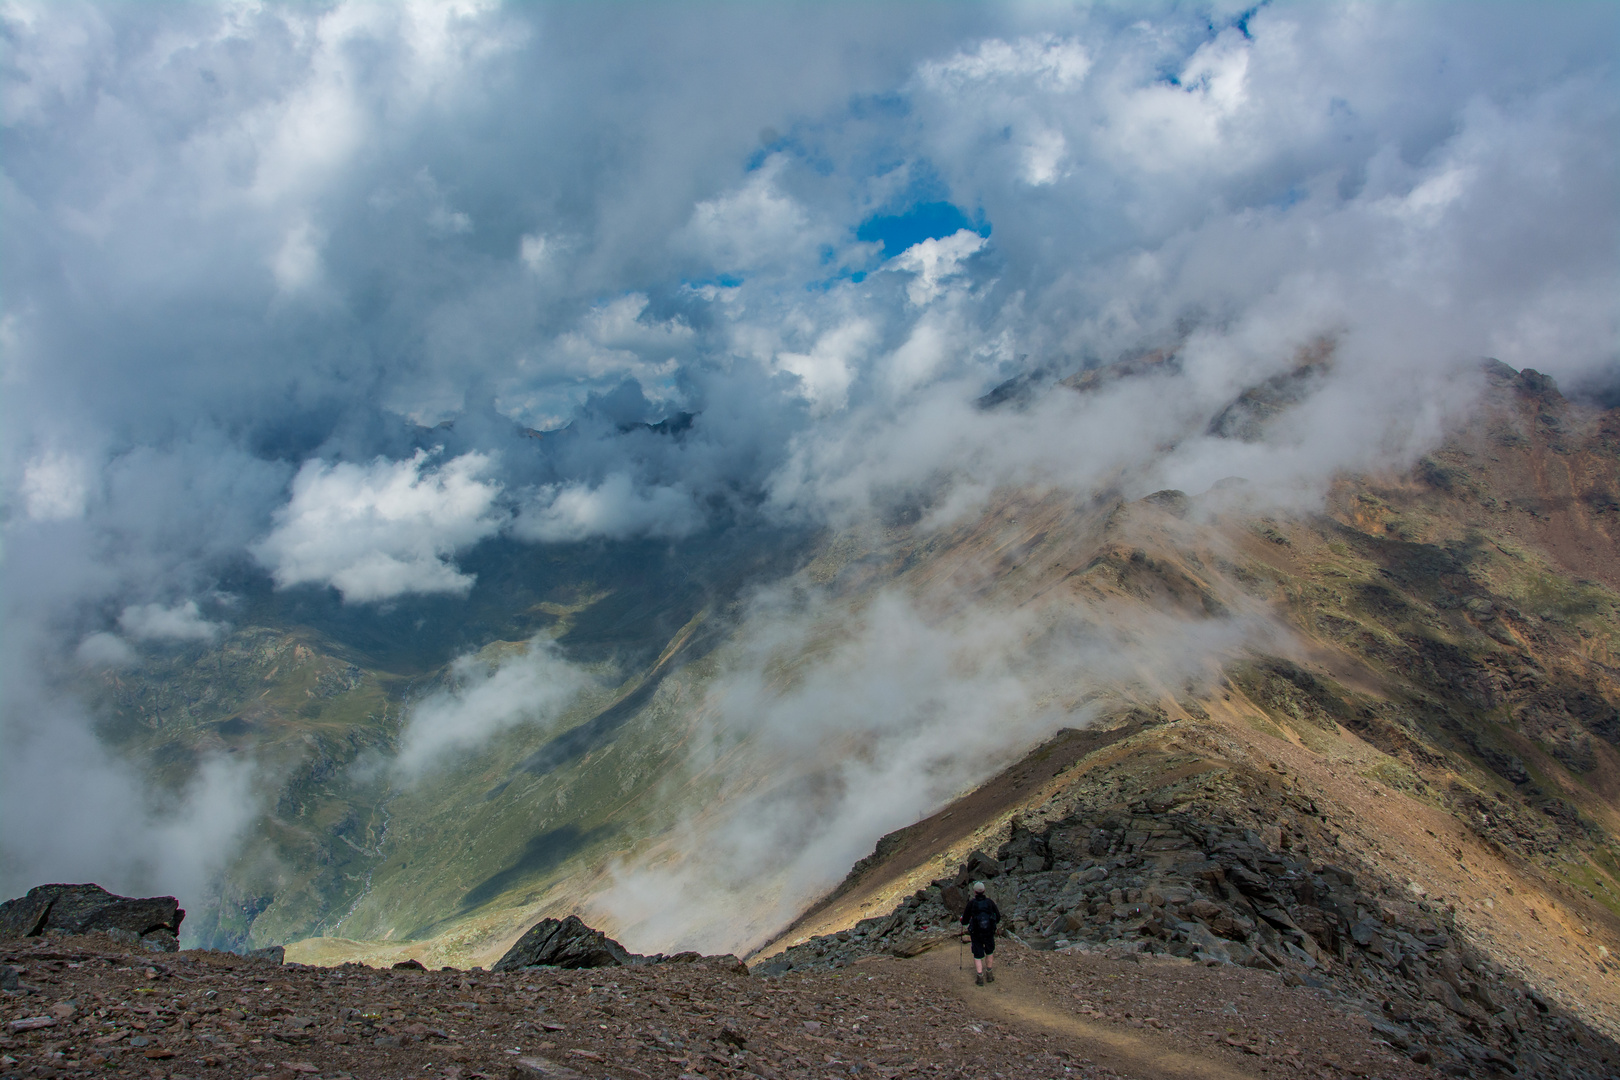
[0, 884, 184, 951]
[492, 915, 634, 971]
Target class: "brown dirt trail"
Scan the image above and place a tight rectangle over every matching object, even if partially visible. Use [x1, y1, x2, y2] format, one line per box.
[912, 941, 1264, 1080]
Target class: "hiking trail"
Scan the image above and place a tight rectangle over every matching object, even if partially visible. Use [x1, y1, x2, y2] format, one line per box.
[914, 939, 1267, 1080]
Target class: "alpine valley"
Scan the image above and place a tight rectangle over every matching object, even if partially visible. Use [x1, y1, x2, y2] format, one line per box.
[71, 359, 1620, 1063]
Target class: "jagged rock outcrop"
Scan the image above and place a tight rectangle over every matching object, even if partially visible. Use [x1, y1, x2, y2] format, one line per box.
[492, 915, 748, 973]
[492, 915, 636, 971]
[0, 884, 184, 952]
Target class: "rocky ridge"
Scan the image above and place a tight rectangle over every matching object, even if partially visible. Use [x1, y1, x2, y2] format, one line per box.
[756, 729, 1619, 1079]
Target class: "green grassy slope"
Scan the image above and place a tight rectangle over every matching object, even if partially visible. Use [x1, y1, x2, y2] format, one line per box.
[78, 525, 812, 953]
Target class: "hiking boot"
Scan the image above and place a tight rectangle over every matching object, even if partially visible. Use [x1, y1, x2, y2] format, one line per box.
[974, 973, 984, 986]
[986, 970, 995, 983]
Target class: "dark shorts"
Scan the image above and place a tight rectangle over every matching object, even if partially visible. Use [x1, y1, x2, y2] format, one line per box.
[969, 929, 996, 958]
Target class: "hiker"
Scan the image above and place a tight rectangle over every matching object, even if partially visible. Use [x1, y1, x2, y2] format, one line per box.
[959, 880, 1000, 985]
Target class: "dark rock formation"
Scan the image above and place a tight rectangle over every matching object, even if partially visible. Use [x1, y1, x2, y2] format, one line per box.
[492, 915, 748, 974]
[0, 884, 184, 952]
[493, 915, 634, 971]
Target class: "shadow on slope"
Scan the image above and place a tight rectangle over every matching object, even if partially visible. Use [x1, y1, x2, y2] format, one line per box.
[459, 824, 616, 913]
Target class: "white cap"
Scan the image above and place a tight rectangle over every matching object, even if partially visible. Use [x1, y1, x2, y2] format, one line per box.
[973, 881, 986, 893]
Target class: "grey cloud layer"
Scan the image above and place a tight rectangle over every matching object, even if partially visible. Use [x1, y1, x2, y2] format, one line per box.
[2, 1, 1615, 903]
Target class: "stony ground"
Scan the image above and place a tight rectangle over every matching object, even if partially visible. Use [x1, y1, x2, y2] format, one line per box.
[3, 932, 1450, 1080]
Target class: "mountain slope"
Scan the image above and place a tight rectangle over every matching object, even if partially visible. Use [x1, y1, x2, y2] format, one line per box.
[744, 363, 1620, 1074]
[68, 359, 1620, 1045]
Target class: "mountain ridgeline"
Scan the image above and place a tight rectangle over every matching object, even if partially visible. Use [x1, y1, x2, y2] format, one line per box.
[69, 360, 1620, 1068]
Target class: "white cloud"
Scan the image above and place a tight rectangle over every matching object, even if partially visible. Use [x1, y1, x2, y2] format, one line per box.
[118, 600, 222, 642]
[0, 690, 264, 931]
[1102, 29, 1255, 170]
[1180, 29, 1251, 113]
[918, 34, 1091, 91]
[393, 638, 593, 779]
[0, 1, 110, 127]
[530, 294, 693, 391]
[1378, 165, 1475, 228]
[888, 229, 987, 306]
[774, 318, 875, 413]
[520, 233, 550, 271]
[272, 219, 324, 293]
[253, 450, 503, 602]
[681, 156, 818, 273]
[1021, 127, 1067, 186]
[243, 1, 515, 207]
[514, 473, 701, 543]
[76, 631, 134, 668]
[20, 450, 88, 521]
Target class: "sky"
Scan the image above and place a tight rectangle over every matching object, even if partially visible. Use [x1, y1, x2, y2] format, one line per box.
[1, 0, 1616, 918]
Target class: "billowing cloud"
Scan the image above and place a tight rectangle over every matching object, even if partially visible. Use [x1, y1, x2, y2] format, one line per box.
[0, 671, 264, 932]
[118, 600, 222, 642]
[514, 473, 701, 543]
[75, 632, 134, 668]
[774, 318, 876, 413]
[680, 156, 821, 275]
[917, 34, 1091, 92]
[889, 230, 988, 307]
[18, 450, 89, 521]
[393, 639, 593, 780]
[252, 450, 503, 602]
[596, 578, 1271, 953]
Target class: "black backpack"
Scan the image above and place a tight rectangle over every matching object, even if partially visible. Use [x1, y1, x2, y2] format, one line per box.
[970, 901, 996, 932]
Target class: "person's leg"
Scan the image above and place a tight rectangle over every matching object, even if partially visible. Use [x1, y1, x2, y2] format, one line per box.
[985, 940, 995, 981]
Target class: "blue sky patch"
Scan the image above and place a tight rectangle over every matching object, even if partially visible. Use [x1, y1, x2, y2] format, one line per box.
[855, 201, 989, 256]
[685, 274, 744, 290]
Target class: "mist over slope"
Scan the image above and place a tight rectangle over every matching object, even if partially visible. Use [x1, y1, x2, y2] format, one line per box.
[2, 1, 1616, 952]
